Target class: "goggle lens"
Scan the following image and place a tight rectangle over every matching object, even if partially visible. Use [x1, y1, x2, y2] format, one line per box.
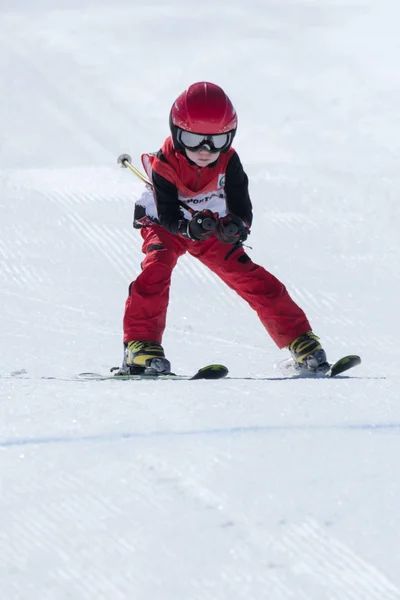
[179, 130, 231, 152]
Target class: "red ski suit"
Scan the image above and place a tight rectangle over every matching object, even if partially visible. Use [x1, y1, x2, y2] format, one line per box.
[123, 139, 311, 348]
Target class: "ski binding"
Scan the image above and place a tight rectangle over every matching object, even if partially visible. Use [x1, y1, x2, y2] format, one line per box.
[277, 354, 361, 378]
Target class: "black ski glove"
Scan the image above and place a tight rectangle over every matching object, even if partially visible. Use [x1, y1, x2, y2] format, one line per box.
[216, 213, 250, 244]
[180, 210, 217, 241]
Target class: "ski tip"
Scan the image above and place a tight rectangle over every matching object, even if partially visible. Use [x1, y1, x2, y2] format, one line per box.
[330, 355, 361, 377]
[348, 355, 361, 365]
[191, 364, 229, 380]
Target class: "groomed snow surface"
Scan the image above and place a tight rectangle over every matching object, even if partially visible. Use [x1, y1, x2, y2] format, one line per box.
[1, 1, 400, 598]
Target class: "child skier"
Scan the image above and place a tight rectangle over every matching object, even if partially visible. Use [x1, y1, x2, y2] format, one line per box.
[118, 81, 329, 376]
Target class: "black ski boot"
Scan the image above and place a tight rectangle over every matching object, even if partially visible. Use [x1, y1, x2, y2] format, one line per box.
[113, 341, 171, 376]
[288, 331, 330, 374]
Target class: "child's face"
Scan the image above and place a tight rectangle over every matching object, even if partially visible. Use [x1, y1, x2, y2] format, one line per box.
[185, 147, 220, 167]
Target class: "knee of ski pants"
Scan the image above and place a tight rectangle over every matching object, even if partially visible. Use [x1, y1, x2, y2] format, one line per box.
[127, 245, 179, 296]
[128, 252, 177, 296]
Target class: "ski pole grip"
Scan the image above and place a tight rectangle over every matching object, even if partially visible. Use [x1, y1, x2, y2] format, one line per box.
[201, 216, 217, 231]
[220, 222, 239, 236]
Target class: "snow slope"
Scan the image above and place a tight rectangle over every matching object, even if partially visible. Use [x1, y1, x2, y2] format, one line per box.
[1, 1, 400, 598]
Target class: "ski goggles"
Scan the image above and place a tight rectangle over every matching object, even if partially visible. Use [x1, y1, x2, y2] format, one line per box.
[178, 129, 233, 153]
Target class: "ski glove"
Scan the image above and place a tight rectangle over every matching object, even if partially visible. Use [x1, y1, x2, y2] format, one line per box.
[216, 213, 250, 244]
[183, 210, 217, 241]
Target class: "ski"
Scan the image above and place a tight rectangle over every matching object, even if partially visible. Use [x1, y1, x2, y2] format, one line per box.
[329, 354, 361, 377]
[77, 363, 229, 381]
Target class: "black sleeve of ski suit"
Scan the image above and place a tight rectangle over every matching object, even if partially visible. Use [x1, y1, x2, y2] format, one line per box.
[224, 152, 253, 228]
[151, 156, 184, 235]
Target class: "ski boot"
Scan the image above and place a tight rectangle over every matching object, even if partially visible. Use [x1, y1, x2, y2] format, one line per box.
[288, 331, 330, 375]
[112, 341, 172, 376]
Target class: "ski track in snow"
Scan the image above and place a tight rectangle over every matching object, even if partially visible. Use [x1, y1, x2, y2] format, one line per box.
[2, 417, 400, 449]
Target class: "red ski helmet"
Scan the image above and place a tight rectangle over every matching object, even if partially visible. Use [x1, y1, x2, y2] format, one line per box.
[170, 82, 237, 153]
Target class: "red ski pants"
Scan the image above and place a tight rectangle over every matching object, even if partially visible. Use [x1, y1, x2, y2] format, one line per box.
[123, 225, 311, 348]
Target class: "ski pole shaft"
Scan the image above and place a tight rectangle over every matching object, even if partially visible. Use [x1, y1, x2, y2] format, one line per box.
[116, 153, 204, 218]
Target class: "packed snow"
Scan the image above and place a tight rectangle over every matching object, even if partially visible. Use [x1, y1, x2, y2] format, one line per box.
[1, 1, 400, 598]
